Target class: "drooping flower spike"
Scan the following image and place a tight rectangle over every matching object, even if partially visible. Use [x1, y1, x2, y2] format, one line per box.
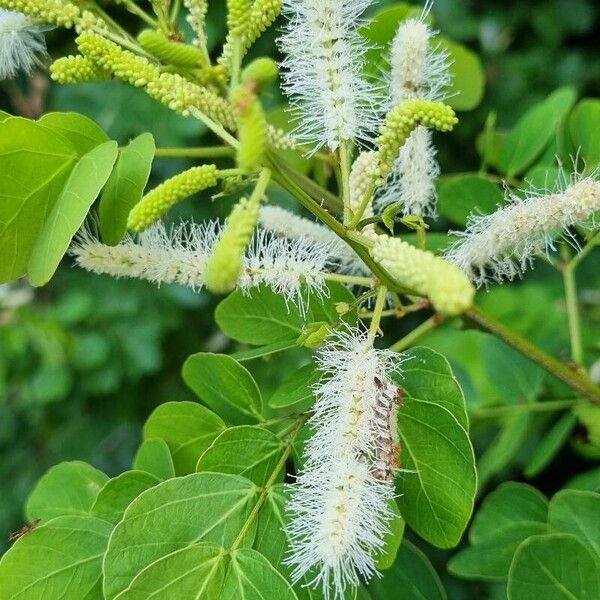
[445, 172, 600, 287]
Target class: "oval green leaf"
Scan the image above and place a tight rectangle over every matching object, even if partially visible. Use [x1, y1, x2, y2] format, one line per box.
[570, 98, 600, 165]
[268, 363, 319, 414]
[133, 437, 175, 480]
[143, 401, 226, 475]
[28, 140, 119, 286]
[25, 460, 108, 522]
[182, 353, 262, 423]
[99, 132, 155, 245]
[39, 112, 110, 156]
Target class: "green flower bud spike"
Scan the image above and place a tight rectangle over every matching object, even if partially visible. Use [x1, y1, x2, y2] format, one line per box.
[377, 99, 458, 181]
[241, 57, 279, 86]
[137, 29, 206, 69]
[127, 165, 219, 232]
[204, 194, 262, 294]
[371, 235, 475, 316]
[50, 55, 110, 84]
[231, 82, 267, 171]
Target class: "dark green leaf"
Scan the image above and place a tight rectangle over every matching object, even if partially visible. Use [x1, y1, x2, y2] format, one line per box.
[374, 500, 405, 571]
[232, 340, 299, 362]
[268, 363, 319, 415]
[570, 98, 600, 165]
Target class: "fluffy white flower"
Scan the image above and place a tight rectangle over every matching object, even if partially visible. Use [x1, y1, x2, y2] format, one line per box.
[445, 173, 600, 286]
[71, 220, 331, 306]
[286, 328, 404, 598]
[278, 0, 377, 152]
[0, 9, 47, 80]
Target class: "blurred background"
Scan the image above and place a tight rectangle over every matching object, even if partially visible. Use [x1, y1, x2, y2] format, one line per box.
[1, 1, 599, 587]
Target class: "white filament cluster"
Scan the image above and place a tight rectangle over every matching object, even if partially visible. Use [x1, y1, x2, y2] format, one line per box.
[0, 9, 47, 80]
[278, 0, 377, 152]
[378, 1, 451, 217]
[446, 174, 600, 286]
[70, 220, 331, 305]
[286, 328, 403, 598]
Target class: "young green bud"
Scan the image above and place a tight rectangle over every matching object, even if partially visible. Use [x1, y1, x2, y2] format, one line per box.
[377, 99, 457, 181]
[50, 55, 109, 84]
[231, 83, 267, 171]
[371, 235, 474, 316]
[127, 165, 219, 232]
[137, 29, 206, 68]
[204, 195, 261, 294]
[241, 57, 278, 85]
[0, 0, 80, 28]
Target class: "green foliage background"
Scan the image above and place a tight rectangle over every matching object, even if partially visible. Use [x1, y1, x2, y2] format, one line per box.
[0, 0, 599, 597]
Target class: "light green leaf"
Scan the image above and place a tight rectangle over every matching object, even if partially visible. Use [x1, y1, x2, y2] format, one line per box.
[99, 132, 155, 245]
[111, 543, 226, 599]
[0, 110, 10, 122]
[438, 174, 504, 227]
[0, 515, 112, 600]
[391, 347, 476, 549]
[508, 534, 600, 600]
[143, 401, 226, 475]
[90, 470, 160, 525]
[25, 460, 108, 522]
[28, 140, 119, 286]
[221, 548, 298, 600]
[215, 286, 307, 345]
[133, 438, 175, 480]
[182, 353, 262, 423]
[548, 490, 600, 555]
[102, 473, 259, 599]
[368, 539, 446, 600]
[197, 426, 284, 486]
[499, 87, 577, 177]
[232, 340, 299, 362]
[524, 413, 577, 478]
[0, 117, 77, 282]
[570, 98, 600, 165]
[448, 482, 548, 581]
[268, 363, 319, 415]
[374, 500, 405, 571]
[38, 112, 109, 156]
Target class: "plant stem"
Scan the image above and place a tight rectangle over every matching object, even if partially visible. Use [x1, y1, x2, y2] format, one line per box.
[323, 273, 374, 287]
[560, 246, 583, 365]
[348, 180, 376, 230]
[390, 315, 439, 352]
[471, 398, 583, 420]
[154, 146, 235, 159]
[570, 231, 599, 270]
[369, 285, 388, 338]
[187, 107, 239, 148]
[124, 1, 159, 28]
[169, 0, 182, 28]
[249, 168, 272, 203]
[464, 305, 600, 404]
[339, 142, 352, 224]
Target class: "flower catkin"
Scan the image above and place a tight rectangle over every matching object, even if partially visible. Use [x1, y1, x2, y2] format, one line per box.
[0, 0, 79, 28]
[137, 29, 206, 68]
[231, 83, 267, 171]
[349, 152, 379, 240]
[286, 329, 403, 598]
[278, 0, 377, 152]
[204, 195, 261, 294]
[0, 8, 47, 80]
[50, 54, 109, 84]
[127, 165, 219, 233]
[371, 235, 474, 315]
[446, 175, 600, 286]
[376, 98, 457, 181]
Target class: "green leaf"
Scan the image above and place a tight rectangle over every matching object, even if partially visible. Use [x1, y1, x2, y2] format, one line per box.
[0, 515, 112, 600]
[565, 467, 600, 493]
[524, 413, 577, 478]
[439, 37, 485, 111]
[390, 347, 476, 549]
[0, 117, 78, 282]
[508, 534, 600, 600]
[570, 99, 600, 165]
[310, 281, 357, 326]
[25, 460, 108, 522]
[99, 132, 155, 245]
[28, 140, 119, 286]
[374, 500, 405, 571]
[197, 426, 284, 486]
[90, 470, 160, 525]
[232, 340, 299, 362]
[38, 112, 109, 156]
[448, 482, 548, 581]
[499, 87, 577, 177]
[108, 543, 226, 599]
[368, 540, 446, 600]
[216, 286, 307, 345]
[438, 174, 504, 227]
[133, 437, 175, 480]
[102, 473, 259, 599]
[548, 490, 600, 555]
[143, 401, 226, 475]
[0, 110, 10, 122]
[268, 363, 319, 415]
[182, 353, 262, 423]
[221, 548, 298, 600]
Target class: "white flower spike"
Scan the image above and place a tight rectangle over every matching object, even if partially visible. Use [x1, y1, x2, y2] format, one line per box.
[278, 0, 377, 152]
[0, 9, 47, 80]
[286, 327, 405, 598]
[445, 172, 600, 286]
